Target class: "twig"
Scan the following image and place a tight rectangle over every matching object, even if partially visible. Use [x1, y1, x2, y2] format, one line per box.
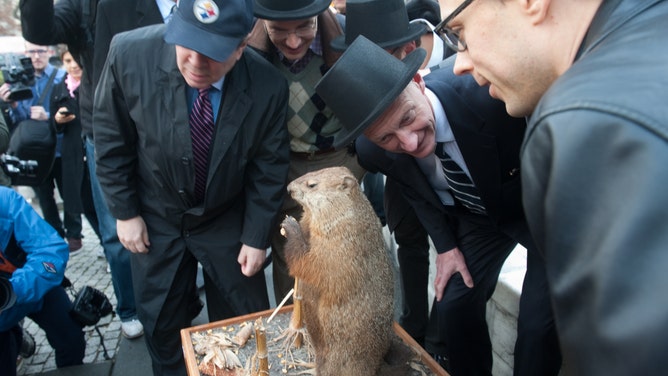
[267, 288, 294, 323]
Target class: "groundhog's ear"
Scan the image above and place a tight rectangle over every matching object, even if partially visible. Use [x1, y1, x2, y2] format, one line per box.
[339, 175, 356, 191]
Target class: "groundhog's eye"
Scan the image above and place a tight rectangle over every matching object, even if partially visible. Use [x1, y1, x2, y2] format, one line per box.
[305, 179, 318, 188]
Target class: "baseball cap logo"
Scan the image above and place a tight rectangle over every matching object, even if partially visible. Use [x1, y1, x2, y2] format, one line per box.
[193, 0, 219, 24]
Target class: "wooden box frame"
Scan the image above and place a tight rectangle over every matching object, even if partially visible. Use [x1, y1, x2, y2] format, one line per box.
[181, 305, 449, 376]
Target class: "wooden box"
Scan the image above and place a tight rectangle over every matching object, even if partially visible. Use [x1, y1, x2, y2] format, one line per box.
[181, 305, 449, 375]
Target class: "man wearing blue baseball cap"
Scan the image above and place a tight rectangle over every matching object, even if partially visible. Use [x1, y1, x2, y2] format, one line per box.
[93, 0, 291, 373]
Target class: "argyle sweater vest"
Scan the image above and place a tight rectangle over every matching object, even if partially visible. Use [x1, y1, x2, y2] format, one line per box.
[274, 55, 342, 152]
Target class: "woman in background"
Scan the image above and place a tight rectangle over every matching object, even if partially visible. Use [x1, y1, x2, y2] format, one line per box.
[49, 48, 100, 248]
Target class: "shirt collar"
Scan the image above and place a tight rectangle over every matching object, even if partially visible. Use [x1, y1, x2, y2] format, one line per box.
[410, 18, 446, 69]
[37, 63, 56, 79]
[426, 31, 445, 68]
[211, 76, 224, 91]
[156, 0, 177, 22]
[425, 87, 454, 144]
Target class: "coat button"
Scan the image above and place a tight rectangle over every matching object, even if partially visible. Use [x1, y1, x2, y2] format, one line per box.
[181, 157, 190, 165]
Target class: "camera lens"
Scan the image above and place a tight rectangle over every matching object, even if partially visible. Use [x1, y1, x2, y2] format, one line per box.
[0, 277, 17, 312]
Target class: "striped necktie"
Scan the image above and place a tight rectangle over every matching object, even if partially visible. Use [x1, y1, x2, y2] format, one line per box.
[434, 142, 486, 215]
[189, 87, 214, 202]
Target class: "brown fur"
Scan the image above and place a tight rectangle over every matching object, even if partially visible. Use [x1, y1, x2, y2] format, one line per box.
[281, 166, 409, 376]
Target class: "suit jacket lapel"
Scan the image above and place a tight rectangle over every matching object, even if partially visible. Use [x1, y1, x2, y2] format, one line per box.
[207, 56, 252, 181]
[157, 46, 188, 132]
[136, 0, 164, 26]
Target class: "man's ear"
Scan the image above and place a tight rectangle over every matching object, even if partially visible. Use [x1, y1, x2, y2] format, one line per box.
[412, 73, 426, 92]
[404, 40, 417, 54]
[523, 0, 551, 25]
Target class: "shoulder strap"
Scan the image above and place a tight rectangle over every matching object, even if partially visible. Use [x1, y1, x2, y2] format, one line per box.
[36, 69, 59, 106]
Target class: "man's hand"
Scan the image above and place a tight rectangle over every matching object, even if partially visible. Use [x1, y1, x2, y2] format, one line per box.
[0, 84, 17, 107]
[30, 106, 48, 121]
[237, 245, 267, 277]
[434, 247, 475, 301]
[117, 216, 151, 253]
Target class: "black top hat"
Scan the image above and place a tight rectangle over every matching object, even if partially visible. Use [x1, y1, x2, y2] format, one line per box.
[254, 0, 330, 20]
[330, 0, 425, 51]
[315, 36, 426, 149]
[406, 0, 442, 26]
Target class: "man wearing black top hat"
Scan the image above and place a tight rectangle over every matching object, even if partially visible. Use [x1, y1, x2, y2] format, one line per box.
[330, 0, 443, 355]
[93, 0, 290, 373]
[316, 36, 561, 376]
[247, 0, 366, 304]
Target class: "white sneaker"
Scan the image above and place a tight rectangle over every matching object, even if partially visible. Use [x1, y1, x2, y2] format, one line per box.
[121, 319, 144, 339]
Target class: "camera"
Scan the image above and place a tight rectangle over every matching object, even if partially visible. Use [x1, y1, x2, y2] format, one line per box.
[70, 286, 114, 326]
[1, 154, 39, 180]
[0, 54, 35, 102]
[0, 276, 17, 313]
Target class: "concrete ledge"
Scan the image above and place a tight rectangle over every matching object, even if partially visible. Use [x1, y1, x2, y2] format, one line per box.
[487, 246, 526, 376]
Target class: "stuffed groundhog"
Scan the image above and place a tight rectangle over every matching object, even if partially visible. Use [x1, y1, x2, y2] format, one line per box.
[281, 166, 412, 376]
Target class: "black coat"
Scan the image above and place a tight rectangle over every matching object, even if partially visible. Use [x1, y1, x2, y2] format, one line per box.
[49, 77, 86, 214]
[93, 24, 290, 332]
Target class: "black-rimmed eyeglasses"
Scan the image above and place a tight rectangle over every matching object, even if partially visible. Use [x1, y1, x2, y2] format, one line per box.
[434, 0, 474, 52]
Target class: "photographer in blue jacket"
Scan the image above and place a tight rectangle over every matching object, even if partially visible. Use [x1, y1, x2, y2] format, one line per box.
[0, 186, 84, 376]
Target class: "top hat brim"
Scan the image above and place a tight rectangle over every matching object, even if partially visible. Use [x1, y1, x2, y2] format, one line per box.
[328, 48, 426, 149]
[254, 0, 330, 20]
[330, 22, 426, 51]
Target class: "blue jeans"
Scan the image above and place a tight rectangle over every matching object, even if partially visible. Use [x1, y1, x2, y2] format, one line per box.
[85, 138, 137, 321]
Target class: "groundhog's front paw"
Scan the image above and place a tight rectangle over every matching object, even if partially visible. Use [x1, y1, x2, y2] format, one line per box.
[280, 215, 301, 239]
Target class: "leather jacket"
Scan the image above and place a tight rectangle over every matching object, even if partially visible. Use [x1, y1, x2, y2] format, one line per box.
[521, 0, 668, 374]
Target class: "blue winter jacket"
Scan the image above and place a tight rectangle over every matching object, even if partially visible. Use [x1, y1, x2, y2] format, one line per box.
[0, 187, 69, 331]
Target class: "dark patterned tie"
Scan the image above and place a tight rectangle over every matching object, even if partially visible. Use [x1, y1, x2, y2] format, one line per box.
[189, 87, 214, 202]
[434, 142, 486, 215]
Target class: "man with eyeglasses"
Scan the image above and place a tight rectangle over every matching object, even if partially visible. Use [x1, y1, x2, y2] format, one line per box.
[0, 42, 65, 127]
[247, 0, 366, 304]
[438, 0, 668, 374]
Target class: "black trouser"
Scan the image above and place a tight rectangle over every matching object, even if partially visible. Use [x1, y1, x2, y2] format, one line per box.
[140, 248, 269, 376]
[33, 157, 83, 239]
[426, 214, 561, 376]
[395, 203, 431, 346]
[0, 287, 85, 376]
